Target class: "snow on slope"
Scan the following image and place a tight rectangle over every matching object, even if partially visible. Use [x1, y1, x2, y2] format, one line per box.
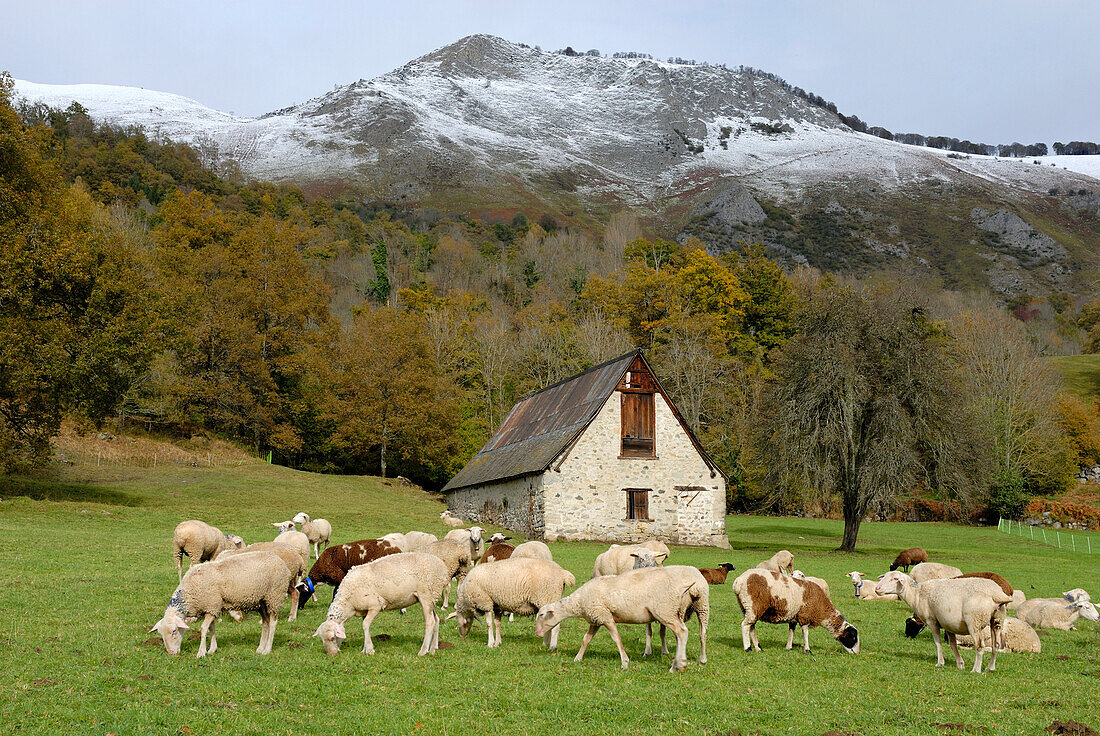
[13, 36, 1100, 201]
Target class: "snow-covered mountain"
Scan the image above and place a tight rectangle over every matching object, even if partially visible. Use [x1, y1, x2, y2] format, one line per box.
[14, 34, 1100, 203]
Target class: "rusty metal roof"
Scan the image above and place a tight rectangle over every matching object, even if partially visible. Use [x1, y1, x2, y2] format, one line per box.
[442, 351, 640, 492]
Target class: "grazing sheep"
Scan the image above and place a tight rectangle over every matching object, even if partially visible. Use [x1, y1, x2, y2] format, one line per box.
[733, 568, 859, 654]
[889, 547, 928, 572]
[698, 563, 737, 585]
[172, 520, 244, 582]
[313, 552, 449, 656]
[592, 541, 670, 578]
[296, 539, 401, 606]
[754, 550, 794, 575]
[1062, 588, 1091, 604]
[217, 542, 308, 621]
[1016, 598, 1100, 630]
[481, 542, 515, 563]
[957, 617, 1041, 653]
[292, 512, 332, 560]
[424, 538, 474, 608]
[534, 565, 709, 672]
[791, 570, 831, 599]
[450, 558, 576, 649]
[512, 540, 553, 561]
[847, 571, 898, 600]
[876, 571, 1010, 673]
[909, 561, 963, 583]
[150, 550, 293, 657]
[440, 511, 465, 528]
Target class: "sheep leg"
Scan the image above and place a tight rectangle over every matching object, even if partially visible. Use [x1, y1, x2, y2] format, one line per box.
[603, 621, 630, 670]
[544, 623, 560, 651]
[946, 632, 964, 670]
[574, 623, 599, 662]
[208, 620, 217, 655]
[697, 615, 707, 664]
[197, 613, 216, 658]
[660, 624, 668, 655]
[802, 624, 811, 653]
[442, 580, 451, 609]
[785, 623, 795, 650]
[288, 586, 300, 623]
[417, 595, 435, 656]
[361, 609, 381, 654]
[262, 610, 278, 655]
[929, 622, 946, 666]
[741, 618, 759, 652]
[962, 617, 984, 673]
[494, 610, 503, 648]
[644, 622, 653, 656]
[667, 619, 689, 673]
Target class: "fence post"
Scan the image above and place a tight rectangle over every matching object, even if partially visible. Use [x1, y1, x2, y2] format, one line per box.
[97, 452, 101, 467]
[1057, 531, 1061, 548]
[154, 452, 157, 469]
[1073, 535, 1076, 552]
[1030, 525, 1033, 540]
[998, 517, 1003, 532]
[1042, 528, 1047, 544]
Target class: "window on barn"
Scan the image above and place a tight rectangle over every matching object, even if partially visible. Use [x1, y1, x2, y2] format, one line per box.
[620, 367, 656, 457]
[626, 489, 651, 520]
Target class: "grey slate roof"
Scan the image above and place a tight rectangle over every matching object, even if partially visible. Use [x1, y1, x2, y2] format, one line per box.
[441, 351, 639, 492]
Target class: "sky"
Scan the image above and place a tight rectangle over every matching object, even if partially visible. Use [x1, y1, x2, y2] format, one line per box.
[2, 0, 1097, 144]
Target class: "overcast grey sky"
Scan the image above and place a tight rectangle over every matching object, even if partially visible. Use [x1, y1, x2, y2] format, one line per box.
[2, 1, 1097, 143]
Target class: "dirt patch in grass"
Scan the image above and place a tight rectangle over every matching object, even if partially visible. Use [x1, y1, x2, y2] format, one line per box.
[1046, 721, 1097, 736]
[935, 724, 988, 735]
[33, 678, 57, 686]
[437, 641, 454, 650]
[822, 731, 860, 736]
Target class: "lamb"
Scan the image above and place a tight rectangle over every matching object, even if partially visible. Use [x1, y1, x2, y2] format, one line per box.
[1062, 588, 1091, 604]
[150, 550, 293, 657]
[956, 617, 1041, 653]
[889, 547, 928, 572]
[512, 540, 553, 561]
[754, 550, 794, 575]
[876, 571, 1011, 673]
[440, 510, 465, 528]
[450, 558, 576, 649]
[847, 571, 898, 600]
[698, 563, 736, 585]
[295, 539, 401, 606]
[172, 520, 245, 582]
[791, 570, 831, 599]
[909, 561, 963, 582]
[1016, 598, 1100, 630]
[592, 541, 670, 577]
[481, 542, 514, 563]
[313, 552, 449, 656]
[292, 512, 332, 560]
[424, 538, 474, 608]
[732, 568, 859, 654]
[534, 565, 709, 672]
[217, 542, 308, 621]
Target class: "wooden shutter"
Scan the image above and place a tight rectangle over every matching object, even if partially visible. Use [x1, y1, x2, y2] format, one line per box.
[627, 489, 650, 520]
[621, 392, 655, 457]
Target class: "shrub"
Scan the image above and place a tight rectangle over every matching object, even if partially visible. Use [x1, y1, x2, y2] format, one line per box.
[1056, 394, 1100, 465]
[988, 467, 1028, 519]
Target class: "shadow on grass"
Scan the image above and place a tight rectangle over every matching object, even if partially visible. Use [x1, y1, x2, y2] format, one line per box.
[0, 476, 142, 507]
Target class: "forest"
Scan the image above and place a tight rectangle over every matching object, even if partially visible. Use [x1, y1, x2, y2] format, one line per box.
[3, 72, 1099, 542]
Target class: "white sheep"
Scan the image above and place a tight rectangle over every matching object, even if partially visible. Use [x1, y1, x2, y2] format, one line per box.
[956, 617, 1041, 653]
[313, 552, 449, 656]
[909, 561, 963, 583]
[379, 532, 408, 551]
[292, 512, 332, 560]
[1062, 588, 1092, 604]
[512, 540, 553, 561]
[440, 510, 465, 528]
[444, 526, 485, 564]
[846, 571, 898, 600]
[733, 568, 859, 654]
[150, 550, 293, 657]
[424, 538, 474, 608]
[1016, 598, 1100, 630]
[1008, 590, 1026, 610]
[404, 530, 439, 552]
[450, 558, 576, 649]
[791, 570, 831, 599]
[217, 541, 308, 621]
[172, 520, 244, 582]
[534, 565, 709, 672]
[269, 525, 311, 570]
[754, 550, 794, 575]
[592, 541, 670, 577]
[876, 571, 1011, 673]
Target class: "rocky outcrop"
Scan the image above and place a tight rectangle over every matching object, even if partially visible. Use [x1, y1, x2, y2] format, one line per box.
[971, 208, 1067, 261]
[698, 184, 766, 227]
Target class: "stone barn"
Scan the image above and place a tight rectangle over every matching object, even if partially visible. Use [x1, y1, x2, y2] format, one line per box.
[442, 351, 729, 547]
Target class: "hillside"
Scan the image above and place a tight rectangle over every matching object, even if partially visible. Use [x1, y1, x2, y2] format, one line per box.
[1051, 353, 1100, 401]
[13, 34, 1100, 295]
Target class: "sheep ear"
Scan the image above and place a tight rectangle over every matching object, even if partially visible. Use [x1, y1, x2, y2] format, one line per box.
[272, 523, 282, 528]
[630, 553, 640, 558]
[177, 620, 190, 630]
[149, 620, 163, 634]
[444, 611, 458, 621]
[656, 553, 668, 561]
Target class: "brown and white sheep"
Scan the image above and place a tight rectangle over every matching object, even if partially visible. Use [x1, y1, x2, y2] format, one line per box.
[481, 542, 515, 563]
[698, 563, 737, 585]
[732, 568, 859, 654]
[296, 539, 401, 606]
[791, 570, 831, 599]
[754, 550, 794, 575]
[172, 520, 244, 582]
[889, 547, 928, 572]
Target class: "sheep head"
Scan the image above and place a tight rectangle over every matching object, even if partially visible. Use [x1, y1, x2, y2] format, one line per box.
[1072, 600, 1100, 622]
[1063, 588, 1092, 604]
[791, 570, 806, 580]
[534, 602, 567, 636]
[490, 533, 510, 544]
[313, 619, 346, 655]
[150, 612, 189, 655]
[631, 550, 666, 569]
[295, 577, 316, 606]
[292, 512, 310, 525]
[836, 623, 860, 653]
[225, 534, 245, 549]
[875, 570, 912, 597]
[272, 521, 295, 535]
[467, 526, 485, 544]
[719, 563, 736, 572]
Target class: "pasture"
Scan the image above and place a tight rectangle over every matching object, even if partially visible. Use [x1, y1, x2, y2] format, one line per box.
[1, 459, 1098, 736]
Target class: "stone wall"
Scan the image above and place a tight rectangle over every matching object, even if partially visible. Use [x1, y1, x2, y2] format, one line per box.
[446, 474, 543, 538]
[541, 391, 728, 547]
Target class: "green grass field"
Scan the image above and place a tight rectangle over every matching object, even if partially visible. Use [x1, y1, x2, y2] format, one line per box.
[1050, 353, 1100, 402]
[2, 460, 1099, 736]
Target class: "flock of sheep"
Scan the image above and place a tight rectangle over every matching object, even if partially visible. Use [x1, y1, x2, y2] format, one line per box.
[150, 515, 1097, 675]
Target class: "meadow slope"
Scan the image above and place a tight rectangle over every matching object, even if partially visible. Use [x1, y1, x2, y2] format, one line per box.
[1, 460, 1099, 736]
